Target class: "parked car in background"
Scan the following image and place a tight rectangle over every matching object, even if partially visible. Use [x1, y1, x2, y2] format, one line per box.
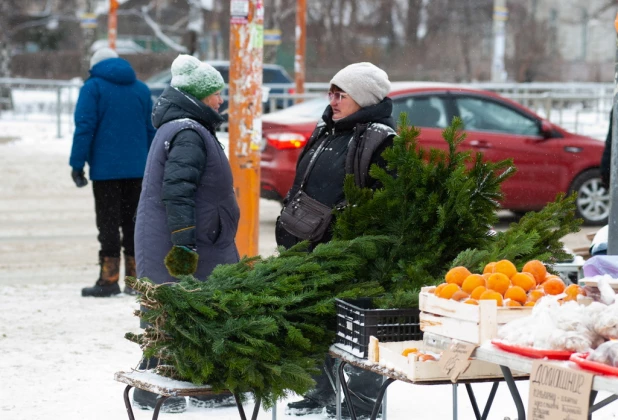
[146, 60, 294, 115]
[260, 82, 609, 225]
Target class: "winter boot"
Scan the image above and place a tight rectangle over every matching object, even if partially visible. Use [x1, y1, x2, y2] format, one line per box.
[286, 356, 336, 416]
[123, 255, 138, 295]
[286, 397, 326, 416]
[81, 256, 121, 297]
[188, 391, 236, 408]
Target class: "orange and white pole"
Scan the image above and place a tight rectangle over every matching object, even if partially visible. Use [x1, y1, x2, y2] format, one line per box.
[294, 0, 306, 103]
[228, 0, 264, 258]
[608, 12, 618, 254]
[108, 0, 118, 50]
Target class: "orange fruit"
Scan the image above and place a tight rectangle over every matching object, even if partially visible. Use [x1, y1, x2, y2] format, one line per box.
[438, 283, 461, 299]
[451, 290, 470, 302]
[463, 298, 479, 305]
[482, 273, 492, 281]
[543, 277, 566, 296]
[470, 285, 487, 300]
[493, 259, 517, 278]
[511, 272, 536, 292]
[564, 284, 585, 299]
[524, 301, 536, 307]
[445, 266, 472, 286]
[504, 286, 528, 304]
[434, 283, 447, 296]
[402, 348, 419, 356]
[522, 260, 547, 285]
[528, 289, 546, 302]
[418, 354, 436, 362]
[506, 300, 522, 307]
[479, 290, 504, 306]
[486, 272, 511, 296]
[462, 274, 486, 294]
[483, 262, 496, 274]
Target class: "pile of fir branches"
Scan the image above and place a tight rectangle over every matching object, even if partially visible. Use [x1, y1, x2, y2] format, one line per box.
[126, 236, 389, 408]
[125, 116, 582, 405]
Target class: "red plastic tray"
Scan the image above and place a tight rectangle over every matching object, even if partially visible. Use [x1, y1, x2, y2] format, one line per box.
[570, 352, 618, 377]
[491, 339, 574, 360]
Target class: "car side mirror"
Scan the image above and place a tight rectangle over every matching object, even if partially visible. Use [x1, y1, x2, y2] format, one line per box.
[540, 120, 553, 139]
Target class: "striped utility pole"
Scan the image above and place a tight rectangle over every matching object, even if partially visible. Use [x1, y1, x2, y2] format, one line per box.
[294, 0, 306, 103]
[491, 0, 507, 82]
[108, 0, 118, 50]
[228, 0, 264, 258]
[608, 12, 618, 255]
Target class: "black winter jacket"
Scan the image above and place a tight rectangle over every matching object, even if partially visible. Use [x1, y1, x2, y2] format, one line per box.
[135, 86, 239, 283]
[151, 86, 226, 245]
[276, 98, 396, 249]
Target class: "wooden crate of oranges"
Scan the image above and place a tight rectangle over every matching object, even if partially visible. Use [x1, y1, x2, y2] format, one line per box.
[419, 259, 576, 345]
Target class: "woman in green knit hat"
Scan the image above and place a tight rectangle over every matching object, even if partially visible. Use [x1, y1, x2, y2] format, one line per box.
[133, 54, 240, 412]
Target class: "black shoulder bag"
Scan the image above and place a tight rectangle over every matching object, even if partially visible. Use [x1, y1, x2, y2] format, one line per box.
[279, 138, 334, 242]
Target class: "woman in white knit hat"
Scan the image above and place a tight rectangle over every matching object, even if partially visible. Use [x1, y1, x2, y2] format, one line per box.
[133, 54, 240, 413]
[276, 62, 396, 419]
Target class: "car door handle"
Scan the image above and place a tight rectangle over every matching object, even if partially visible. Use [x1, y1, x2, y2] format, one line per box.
[469, 140, 491, 148]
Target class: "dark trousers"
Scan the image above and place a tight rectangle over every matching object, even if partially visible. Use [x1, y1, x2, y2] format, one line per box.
[307, 355, 383, 409]
[92, 179, 142, 258]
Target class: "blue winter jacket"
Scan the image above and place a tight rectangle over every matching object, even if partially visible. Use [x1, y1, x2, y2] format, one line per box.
[69, 57, 156, 180]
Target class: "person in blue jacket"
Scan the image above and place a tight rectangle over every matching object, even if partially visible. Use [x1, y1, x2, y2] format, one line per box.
[70, 47, 156, 297]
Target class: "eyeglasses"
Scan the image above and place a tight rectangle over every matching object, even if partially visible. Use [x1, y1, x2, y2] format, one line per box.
[328, 92, 349, 103]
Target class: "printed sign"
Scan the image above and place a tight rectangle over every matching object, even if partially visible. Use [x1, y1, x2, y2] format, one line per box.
[528, 361, 594, 420]
[231, 0, 249, 24]
[438, 340, 476, 382]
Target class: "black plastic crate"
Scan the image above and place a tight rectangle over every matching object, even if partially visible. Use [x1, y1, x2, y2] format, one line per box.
[334, 297, 422, 359]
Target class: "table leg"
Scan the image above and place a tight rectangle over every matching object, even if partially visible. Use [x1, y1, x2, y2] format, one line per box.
[465, 384, 480, 420]
[337, 361, 357, 420]
[336, 360, 395, 420]
[453, 384, 458, 420]
[589, 392, 618, 417]
[122, 385, 135, 420]
[481, 382, 499, 420]
[370, 378, 395, 420]
[500, 366, 525, 420]
[151, 395, 169, 420]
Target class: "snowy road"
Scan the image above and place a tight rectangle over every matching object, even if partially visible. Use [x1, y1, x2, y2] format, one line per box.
[0, 117, 615, 420]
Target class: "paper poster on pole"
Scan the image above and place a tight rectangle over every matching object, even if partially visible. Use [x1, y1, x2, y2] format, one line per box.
[231, 0, 249, 24]
[528, 360, 593, 420]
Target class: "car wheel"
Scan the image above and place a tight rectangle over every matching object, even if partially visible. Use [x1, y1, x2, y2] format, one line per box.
[568, 168, 610, 226]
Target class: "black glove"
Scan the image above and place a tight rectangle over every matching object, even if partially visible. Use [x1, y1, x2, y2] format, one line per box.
[164, 245, 198, 277]
[71, 169, 88, 188]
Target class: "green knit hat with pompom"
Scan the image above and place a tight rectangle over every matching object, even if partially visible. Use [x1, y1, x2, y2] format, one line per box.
[170, 54, 225, 100]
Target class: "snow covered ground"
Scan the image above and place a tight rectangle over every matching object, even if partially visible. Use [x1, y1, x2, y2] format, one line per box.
[0, 106, 616, 420]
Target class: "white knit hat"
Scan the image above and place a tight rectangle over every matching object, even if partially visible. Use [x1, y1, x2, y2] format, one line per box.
[90, 47, 119, 69]
[170, 55, 225, 100]
[329, 62, 391, 108]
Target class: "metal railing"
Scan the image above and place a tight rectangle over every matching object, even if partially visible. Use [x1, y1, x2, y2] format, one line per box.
[0, 78, 613, 139]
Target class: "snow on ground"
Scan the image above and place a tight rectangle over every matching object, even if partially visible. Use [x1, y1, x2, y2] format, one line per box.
[0, 107, 616, 420]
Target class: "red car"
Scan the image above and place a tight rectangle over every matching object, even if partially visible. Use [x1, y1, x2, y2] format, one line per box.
[260, 82, 609, 225]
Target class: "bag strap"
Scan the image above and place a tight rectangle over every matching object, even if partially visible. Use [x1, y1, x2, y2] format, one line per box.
[298, 125, 329, 191]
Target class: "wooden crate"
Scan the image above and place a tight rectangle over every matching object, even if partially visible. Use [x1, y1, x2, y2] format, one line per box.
[377, 340, 513, 382]
[419, 286, 532, 345]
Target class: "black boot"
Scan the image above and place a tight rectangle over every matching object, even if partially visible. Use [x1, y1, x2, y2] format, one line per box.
[123, 255, 138, 295]
[132, 357, 187, 413]
[188, 391, 236, 408]
[325, 365, 383, 419]
[81, 256, 121, 297]
[286, 356, 336, 416]
[132, 389, 187, 413]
